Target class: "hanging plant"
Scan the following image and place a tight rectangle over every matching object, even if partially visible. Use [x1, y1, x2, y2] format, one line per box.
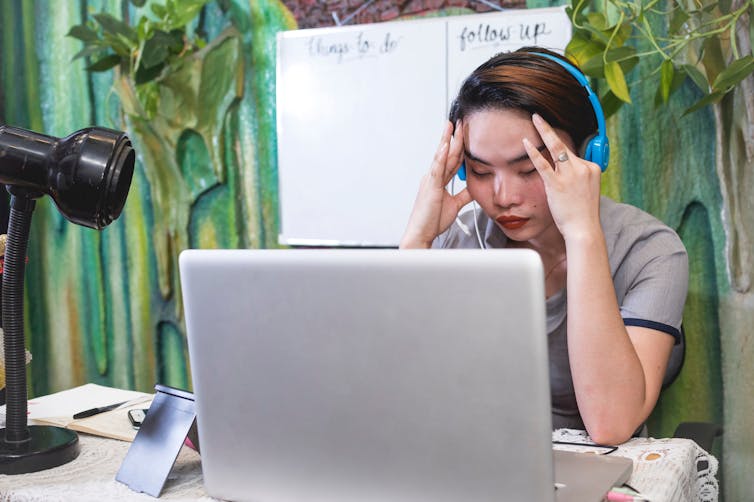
[67, 0, 225, 118]
[566, 0, 754, 295]
[565, 0, 754, 116]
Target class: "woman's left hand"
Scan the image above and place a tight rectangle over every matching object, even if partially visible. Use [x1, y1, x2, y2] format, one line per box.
[523, 113, 603, 241]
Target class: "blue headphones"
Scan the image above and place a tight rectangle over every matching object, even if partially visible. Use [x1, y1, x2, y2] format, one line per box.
[457, 52, 609, 181]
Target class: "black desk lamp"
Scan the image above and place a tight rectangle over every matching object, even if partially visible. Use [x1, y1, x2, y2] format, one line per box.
[0, 125, 135, 474]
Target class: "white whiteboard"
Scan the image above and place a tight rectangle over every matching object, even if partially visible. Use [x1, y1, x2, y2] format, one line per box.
[276, 7, 571, 246]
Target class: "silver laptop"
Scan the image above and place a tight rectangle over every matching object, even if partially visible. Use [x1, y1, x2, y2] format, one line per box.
[180, 249, 631, 502]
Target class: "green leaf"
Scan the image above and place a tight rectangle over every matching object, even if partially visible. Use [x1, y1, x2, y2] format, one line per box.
[670, 66, 687, 94]
[582, 53, 607, 78]
[86, 54, 121, 72]
[130, 0, 147, 6]
[135, 61, 164, 85]
[750, 14, 754, 57]
[140, 32, 171, 69]
[566, 32, 604, 69]
[93, 13, 137, 45]
[136, 17, 151, 41]
[102, 32, 132, 58]
[669, 7, 689, 34]
[712, 56, 754, 92]
[681, 64, 709, 92]
[67, 24, 99, 42]
[608, 22, 632, 47]
[72, 45, 102, 61]
[581, 47, 639, 80]
[682, 90, 726, 116]
[701, 37, 726, 85]
[604, 60, 631, 103]
[586, 12, 608, 31]
[163, 0, 211, 31]
[151, 3, 167, 19]
[167, 29, 186, 52]
[599, 89, 625, 119]
[659, 59, 674, 103]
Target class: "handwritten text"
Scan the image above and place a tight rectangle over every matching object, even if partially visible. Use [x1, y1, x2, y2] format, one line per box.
[307, 31, 401, 63]
[457, 22, 552, 51]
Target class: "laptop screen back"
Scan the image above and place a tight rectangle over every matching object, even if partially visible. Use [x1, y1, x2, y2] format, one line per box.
[180, 249, 552, 501]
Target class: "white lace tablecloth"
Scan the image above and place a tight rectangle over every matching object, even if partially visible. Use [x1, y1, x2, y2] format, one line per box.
[0, 429, 717, 501]
[553, 429, 718, 502]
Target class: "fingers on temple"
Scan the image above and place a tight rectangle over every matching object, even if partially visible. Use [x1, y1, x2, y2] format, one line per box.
[523, 137, 553, 179]
[446, 121, 464, 175]
[531, 113, 571, 164]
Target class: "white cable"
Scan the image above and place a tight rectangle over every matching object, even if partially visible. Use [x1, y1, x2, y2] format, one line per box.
[472, 201, 486, 249]
[454, 216, 471, 236]
[450, 177, 471, 237]
[450, 176, 484, 247]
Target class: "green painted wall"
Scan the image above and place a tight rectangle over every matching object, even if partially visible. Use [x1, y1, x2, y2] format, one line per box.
[0, 0, 294, 393]
[1, 0, 748, 499]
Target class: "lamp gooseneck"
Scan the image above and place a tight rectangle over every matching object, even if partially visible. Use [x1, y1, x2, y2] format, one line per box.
[3, 191, 35, 444]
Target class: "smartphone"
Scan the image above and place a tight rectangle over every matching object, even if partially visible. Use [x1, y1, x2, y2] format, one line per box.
[128, 408, 148, 428]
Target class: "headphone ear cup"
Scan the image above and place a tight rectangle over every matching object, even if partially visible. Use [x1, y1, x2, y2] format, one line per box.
[458, 161, 467, 181]
[588, 136, 610, 172]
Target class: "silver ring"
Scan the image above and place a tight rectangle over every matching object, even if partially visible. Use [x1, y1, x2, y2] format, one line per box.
[556, 151, 569, 162]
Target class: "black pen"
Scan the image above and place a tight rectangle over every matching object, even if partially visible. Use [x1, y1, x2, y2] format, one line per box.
[72, 400, 128, 419]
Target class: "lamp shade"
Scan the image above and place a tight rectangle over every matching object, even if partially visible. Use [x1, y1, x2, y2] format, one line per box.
[0, 126, 135, 229]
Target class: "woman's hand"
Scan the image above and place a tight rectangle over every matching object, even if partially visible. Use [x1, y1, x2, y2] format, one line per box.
[400, 120, 472, 248]
[522, 113, 603, 242]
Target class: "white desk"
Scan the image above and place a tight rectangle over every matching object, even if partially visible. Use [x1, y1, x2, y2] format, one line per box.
[0, 429, 717, 501]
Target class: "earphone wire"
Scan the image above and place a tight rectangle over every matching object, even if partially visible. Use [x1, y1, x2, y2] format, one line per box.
[450, 176, 485, 249]
[472, 201, 486, 249]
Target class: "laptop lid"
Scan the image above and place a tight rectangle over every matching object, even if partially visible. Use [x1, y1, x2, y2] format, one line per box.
[180, 248, 553, 501]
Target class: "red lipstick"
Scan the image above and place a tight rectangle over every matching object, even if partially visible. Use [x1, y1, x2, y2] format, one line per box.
[496, 216, 529, 230]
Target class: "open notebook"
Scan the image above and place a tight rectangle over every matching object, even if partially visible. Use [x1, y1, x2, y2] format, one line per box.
[0, 383, 152, 442]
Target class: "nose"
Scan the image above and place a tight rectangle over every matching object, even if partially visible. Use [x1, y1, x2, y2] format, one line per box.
[492, 172, 521, 208]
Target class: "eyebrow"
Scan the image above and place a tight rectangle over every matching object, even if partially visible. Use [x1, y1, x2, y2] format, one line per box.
[464, 144, 547, 166]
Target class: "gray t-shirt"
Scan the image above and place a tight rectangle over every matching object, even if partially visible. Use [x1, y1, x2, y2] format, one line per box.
[433, 196, 688, 430]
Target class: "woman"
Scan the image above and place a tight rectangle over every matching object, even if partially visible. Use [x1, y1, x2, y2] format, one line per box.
[400, 47, 688, 445]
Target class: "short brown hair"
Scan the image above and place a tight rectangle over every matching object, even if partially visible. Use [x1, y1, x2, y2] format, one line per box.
[449, 47, 598, 150]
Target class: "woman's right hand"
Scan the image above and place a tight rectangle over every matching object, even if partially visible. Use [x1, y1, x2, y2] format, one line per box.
[399, 120, 472, 249]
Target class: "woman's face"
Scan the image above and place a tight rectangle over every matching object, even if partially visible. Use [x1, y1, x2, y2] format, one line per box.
[462, 108, 575, 244]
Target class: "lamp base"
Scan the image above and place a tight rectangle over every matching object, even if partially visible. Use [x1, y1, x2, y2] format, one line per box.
[0, 425, 80, 474]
